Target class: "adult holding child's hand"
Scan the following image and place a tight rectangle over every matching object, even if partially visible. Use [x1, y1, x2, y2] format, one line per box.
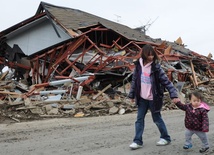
[128, 44, 179, 150]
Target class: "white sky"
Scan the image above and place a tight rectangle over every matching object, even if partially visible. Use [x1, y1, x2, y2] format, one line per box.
[1, 0, 214, 57]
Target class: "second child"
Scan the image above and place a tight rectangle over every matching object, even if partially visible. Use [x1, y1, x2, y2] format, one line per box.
[175, 91, 210, 153]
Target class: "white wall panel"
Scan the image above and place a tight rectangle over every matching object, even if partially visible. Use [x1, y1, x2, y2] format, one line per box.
[7, 17, 71, 56]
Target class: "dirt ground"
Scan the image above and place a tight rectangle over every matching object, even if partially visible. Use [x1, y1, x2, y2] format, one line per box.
[0, 106, 213, 155]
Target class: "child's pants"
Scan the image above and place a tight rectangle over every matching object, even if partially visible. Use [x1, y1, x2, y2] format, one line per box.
[185, 128, 209, 148]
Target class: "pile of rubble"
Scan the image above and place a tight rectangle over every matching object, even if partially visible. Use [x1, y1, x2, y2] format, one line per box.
[0, 33, 214, 123]
[0, 66, 214, 123]
[0, 79, 136, 123]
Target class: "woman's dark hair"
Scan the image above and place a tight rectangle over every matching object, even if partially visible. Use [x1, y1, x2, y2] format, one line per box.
[141, 44, 159, 62]
[188, 91, 203, 101]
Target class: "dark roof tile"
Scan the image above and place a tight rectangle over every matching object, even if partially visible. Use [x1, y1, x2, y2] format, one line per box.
[40, 2, 154, 42]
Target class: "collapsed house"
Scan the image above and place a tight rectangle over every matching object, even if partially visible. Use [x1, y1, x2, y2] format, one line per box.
[0, 2, 214, 121]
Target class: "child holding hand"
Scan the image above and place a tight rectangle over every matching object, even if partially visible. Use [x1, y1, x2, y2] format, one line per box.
[175, 91, 210, 153]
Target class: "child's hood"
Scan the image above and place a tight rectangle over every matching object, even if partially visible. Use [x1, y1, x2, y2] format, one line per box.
[198, 102, 210, 111]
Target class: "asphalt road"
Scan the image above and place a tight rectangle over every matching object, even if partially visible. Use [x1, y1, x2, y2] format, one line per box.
[0, 107, 213, 155]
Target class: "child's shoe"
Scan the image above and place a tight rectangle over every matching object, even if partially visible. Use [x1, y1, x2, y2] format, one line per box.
[199, 147, 209, 153]
[183, 144, 192, 149]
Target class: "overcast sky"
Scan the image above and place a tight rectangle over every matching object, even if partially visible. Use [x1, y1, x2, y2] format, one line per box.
[1, 0, 214, 57]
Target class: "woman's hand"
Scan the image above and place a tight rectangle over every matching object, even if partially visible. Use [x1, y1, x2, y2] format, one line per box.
[130, 99, 135, 103]
[172, 98, 180, 104]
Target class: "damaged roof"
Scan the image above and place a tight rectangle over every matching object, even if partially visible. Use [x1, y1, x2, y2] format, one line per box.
[36, 1, 155, 42]
[0, 1, 209, 59]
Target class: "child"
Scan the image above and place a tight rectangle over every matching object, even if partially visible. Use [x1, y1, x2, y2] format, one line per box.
[175, 91, 210, 153]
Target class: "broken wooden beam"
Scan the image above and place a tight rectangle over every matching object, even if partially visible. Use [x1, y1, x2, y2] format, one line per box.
[190, 60, 198, 87]
[92, 84, 112, 100]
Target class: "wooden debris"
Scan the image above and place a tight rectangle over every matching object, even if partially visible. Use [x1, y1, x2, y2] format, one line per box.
[92, 84, 112, 100]
[190, 60, 198, 87]
[0, 71, 9, 80]
[208, 53, 213, 59]
[9, 117, 20, 123]
[74, 112, 84, 118]
[175, 37, 183, 45]
[164, 45, 172, 54]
